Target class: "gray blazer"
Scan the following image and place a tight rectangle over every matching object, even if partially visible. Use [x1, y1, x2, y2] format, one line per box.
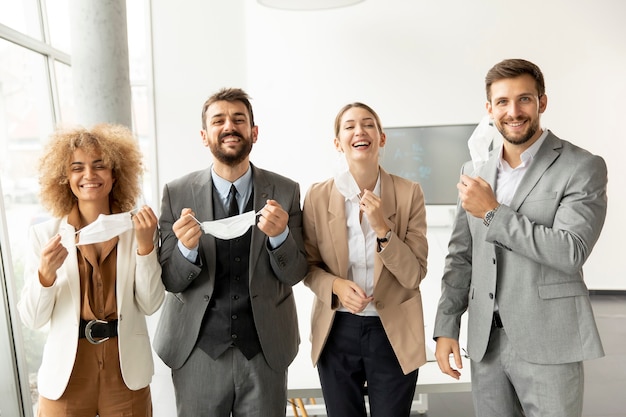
[154, 164, 308, 371]
[434, 131, 607, 364]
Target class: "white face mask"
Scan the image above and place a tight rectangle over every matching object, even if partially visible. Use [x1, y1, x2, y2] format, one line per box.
[334, 170, 361, 200]
[195, 210, 257, 240]
[76, 212, 134, 245]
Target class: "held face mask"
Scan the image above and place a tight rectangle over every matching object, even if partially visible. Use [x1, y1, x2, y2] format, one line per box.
[76, 212, 134, 245]
[193, 210, 257, 240]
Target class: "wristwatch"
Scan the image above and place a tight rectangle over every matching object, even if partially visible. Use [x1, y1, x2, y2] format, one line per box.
[483, 205, 500, 227]
[377, 229, 392, 243]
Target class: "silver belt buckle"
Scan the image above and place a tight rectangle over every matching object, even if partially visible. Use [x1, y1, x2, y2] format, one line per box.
[85, 319, 110, 344]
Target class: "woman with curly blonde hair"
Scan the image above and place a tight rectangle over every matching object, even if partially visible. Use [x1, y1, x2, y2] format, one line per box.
[18, 123, 164, 416]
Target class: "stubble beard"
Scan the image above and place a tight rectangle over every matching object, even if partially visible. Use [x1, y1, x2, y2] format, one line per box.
[211, 138, 253, 166]
[498, 119, 539, 146]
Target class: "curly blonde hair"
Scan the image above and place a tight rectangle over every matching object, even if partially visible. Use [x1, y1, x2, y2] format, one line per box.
[38, 123, 144, 217]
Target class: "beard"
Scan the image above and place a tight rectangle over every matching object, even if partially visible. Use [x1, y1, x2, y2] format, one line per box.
[496, 118, 540, 146]
[210, 132, 253, 166]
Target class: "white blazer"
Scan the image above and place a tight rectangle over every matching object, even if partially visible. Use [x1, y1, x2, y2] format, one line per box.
[17, 215, 165, 400]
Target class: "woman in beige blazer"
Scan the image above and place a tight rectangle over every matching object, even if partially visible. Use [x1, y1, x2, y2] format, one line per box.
[18, 124, 164, 416]
[302, 102, 429, 417]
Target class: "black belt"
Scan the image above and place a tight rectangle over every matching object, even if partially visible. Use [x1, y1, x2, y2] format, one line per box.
[79, 319, 118, 344]
[492, 311, 503, 329]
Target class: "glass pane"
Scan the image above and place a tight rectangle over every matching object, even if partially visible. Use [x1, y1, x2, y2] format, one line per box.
[127, 0, 156, 208]
[127, 0, 149, 85]
[0, 38, 54, 411]
[0, 0, 42, 40]
[131, 86, 154, 206]
[44, 0, 70, 52]
[54, 60, 75, 124]
[0, 244, 24, 417]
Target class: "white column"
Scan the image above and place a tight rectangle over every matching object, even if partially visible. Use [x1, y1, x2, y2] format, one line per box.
[69, 0, 132, 128]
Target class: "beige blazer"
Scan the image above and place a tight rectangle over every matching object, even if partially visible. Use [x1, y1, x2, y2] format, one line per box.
[303, 168, 428, 374]
[17, 216, 165, 400]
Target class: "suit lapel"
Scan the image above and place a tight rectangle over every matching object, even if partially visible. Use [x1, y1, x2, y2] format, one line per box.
[509, 133, 561, 211]
[250, 165, 271, 276]
[328, 182, 349, 280]
[480, 152, 500, 190]
[59, 218, 81, 320]
[374, 170, 397, 286]
[195, 168, 216, 271]
[115, 230, 132, 309]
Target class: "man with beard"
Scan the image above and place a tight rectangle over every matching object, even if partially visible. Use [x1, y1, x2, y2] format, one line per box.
[154, 88, 308, 417]
[433, 59, 607, 417]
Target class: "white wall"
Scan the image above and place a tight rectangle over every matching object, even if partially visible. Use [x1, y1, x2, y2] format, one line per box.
[152, 0, 626, 290]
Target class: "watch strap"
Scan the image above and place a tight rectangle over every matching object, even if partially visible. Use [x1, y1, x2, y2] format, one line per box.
[377, 229, 392, 243]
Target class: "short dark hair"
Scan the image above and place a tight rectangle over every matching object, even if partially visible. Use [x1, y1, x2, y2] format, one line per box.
[485, 59, 545, 101]
[201, 87, 255, 130]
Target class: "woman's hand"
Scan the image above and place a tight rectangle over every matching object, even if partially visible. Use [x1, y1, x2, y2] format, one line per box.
[38, 234, 68, 287]
[133, 205, 158, 255]
[332, 279, 373, 314]
[359, 189, 388, 237]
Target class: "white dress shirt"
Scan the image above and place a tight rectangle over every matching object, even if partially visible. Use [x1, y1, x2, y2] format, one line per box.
[334, 170, 380, 316]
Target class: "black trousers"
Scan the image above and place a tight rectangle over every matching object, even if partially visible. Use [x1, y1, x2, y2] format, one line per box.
[317, 312, 419, 417]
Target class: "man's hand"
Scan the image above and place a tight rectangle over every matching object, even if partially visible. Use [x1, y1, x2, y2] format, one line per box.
[434, 336, 463, 380]
[257, 200, 288, 237]
[173, 208, 202, 249]
[457, 174, 499, 219]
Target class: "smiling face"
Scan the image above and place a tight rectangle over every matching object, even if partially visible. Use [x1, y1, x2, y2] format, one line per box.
[201, 99, 257, 167]
[487, 74, 547, 148]
[68, 148, 115, 210]
[334, 106, 386, 167]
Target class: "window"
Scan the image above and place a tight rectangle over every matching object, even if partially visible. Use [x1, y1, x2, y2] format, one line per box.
[0, 0, 155, 414]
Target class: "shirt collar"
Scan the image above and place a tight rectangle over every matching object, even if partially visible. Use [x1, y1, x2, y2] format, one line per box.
[498, 128, 549, 169]
[211, 165, 252, 198]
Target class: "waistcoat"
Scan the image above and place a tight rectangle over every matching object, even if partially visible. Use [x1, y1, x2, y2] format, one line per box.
[196, 188, 261, 360]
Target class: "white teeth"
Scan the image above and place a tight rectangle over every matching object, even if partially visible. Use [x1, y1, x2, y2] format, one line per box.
[353, 141, 369, 147]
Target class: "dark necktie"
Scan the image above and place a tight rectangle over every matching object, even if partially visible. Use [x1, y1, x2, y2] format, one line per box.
[228, 184, 239, 217]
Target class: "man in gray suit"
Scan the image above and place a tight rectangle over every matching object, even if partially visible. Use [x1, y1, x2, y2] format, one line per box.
[434, 59, 607, 417]
[154, 88, 308, 417]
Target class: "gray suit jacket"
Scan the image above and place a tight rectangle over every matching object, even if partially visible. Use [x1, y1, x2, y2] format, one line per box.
[434, 131, 607, 364]
[154, 164, 308, 371]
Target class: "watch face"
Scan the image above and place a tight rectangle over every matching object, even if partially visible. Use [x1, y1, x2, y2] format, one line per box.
[484, 210, 494, 226]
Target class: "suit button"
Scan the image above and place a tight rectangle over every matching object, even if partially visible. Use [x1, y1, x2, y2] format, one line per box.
[232, 295, 239, 300]
[203, 295, 209, 301]
[232, 314, 238, 320]
[231, 334, 238, 339]
[489, 293, 494, 299]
